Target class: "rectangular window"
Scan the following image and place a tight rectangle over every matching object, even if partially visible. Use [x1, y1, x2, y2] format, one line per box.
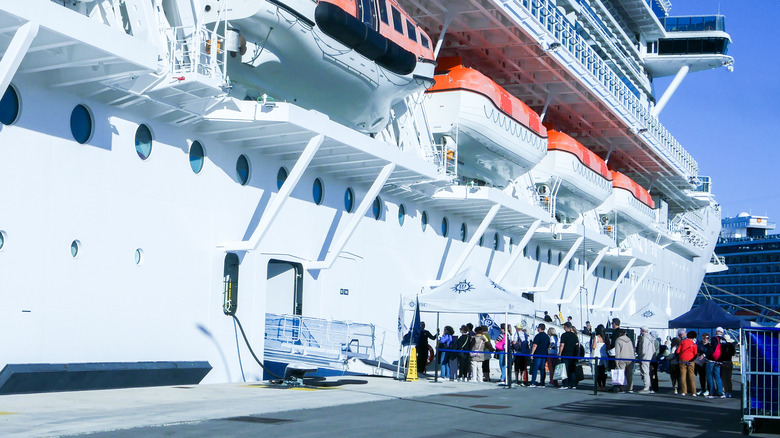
[406, 19, 417, 42]
[421, 35, 430, 49]
[392, 7, 403, 34]
[378, 0, 388, 24]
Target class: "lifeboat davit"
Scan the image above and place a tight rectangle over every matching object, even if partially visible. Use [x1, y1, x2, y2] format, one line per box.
[598, 171, 656, 236]
[205, 0, 435, 133]
[532, 130, 612, 219]
[423, 57, 548, 186]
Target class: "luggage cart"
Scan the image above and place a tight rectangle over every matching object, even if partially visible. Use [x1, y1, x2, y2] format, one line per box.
[741, 327, 780, 435]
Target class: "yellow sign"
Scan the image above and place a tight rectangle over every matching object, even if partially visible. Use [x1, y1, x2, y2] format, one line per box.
[407, 347, 419, 381]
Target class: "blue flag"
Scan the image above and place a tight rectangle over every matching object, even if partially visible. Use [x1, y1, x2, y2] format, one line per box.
[480, 313, 502, 340]
[402, 297, 421, 346]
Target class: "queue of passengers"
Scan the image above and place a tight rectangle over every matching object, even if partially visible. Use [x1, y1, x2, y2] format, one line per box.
[432, 317, 736, 397]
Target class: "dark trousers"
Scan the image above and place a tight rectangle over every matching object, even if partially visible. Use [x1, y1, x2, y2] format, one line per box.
[531, 357, 546, 385]
[482, 358, 491, 381]
[563, 359, 578, 388]
[514, 355, 528, 382]
[417, 346, 428, 373]
[597, 363, 607, 388]
[457, 355, 470, 379]
[695, 363, 707, 392]
[722, 362, 733, 394]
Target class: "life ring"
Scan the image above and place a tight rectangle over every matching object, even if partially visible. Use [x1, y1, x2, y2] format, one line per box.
[427, 345, 435, 365]
[757, 218, 763, 223]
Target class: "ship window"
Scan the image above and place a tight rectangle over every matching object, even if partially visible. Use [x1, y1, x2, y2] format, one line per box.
[134, 124, 153, 160]
[313, 178, 324, 205]
[547, 249, 552, 264]
[344, 187, 355, 213]
[236, 154, 250, 185]
[535, 246, 540, 260]
[70, 240, 81, 258]
[0, 85, 20, 125]
[223, 253, 239, 315]
[509, 237, 514, 253]
[0, 230, 5, 250]
[391, 7, 403, 33]
[276, 167, 288, 189]
[493, 233, 500, 251]
[70, 104, 93, 144]
[398, 204, 406, 226]
[441, 217, 449, 237]
[421, 210, 428, 231]
[372, 196, 382, 220]
[479, 235, 484, 247]
[134, 248, 144, 265]
[460, 223, 467, 242]
[421, 35, 430, 49]
[406, 20, 417, 42]
[378, 0, 388, 24]
[189, 141, 205, 174]
[558, 252, 563, 265]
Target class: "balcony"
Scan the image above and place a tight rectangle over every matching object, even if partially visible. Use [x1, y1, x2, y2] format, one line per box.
[663, 15, 726, 33]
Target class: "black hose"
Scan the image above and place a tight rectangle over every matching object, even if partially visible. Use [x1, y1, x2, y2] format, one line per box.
[231, 314, 283, 380]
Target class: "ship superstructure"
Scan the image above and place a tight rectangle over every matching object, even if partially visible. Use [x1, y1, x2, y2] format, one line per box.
[0, 0, 730, 389]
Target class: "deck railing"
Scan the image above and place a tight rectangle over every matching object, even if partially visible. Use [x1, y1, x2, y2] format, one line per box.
[264, 313, 376, 360]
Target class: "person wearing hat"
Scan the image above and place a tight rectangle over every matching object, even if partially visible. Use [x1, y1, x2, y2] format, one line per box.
[704, 327, 726, 398]
[636, 326, 656, 394]
[512, 323, 531, 385]
[720, 333, 737, 398]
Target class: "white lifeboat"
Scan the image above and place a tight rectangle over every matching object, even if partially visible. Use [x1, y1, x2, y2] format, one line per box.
[204, 0, 436, 133]
[599, 171, 656, 236]
[532, 130, 612, 219]
[423, 58, 548, 186]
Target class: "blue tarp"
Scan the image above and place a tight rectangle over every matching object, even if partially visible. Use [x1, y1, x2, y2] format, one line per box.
[667, 299, 749, 329]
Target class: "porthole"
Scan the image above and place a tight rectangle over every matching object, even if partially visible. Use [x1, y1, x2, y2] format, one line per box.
[313, 178, 324, 205]
[70, 104, 93, 144]
[441, 217, 449, 237]
[189, 141, 205, 174]
[70, 240, 81, 258]
[344, 187, 355, 212]
[134, 248, 144, 265]
[493, 233, 500, 251]
[460, 223, 468, 242]
[421, 211, 428, 231]
[277, 167, 288, 189]
[134, 124, 153, 160]
[372, 196, 382, 220]
[236, 154, 250, 185]
[0, 230, 6, 250]
[0, 85, 20, 125]
[398, 204, 406, 226]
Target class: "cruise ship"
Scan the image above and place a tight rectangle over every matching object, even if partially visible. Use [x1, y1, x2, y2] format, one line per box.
[0, 0, 733, 390]
[698, 213, 780, 326]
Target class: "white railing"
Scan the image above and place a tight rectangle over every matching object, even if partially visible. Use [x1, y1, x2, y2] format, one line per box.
[164, 24, 227, 85]
[264, 313, 377, 360]
[510, 0, 698, 178]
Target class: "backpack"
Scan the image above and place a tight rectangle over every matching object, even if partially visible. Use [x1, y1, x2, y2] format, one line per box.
[712, 337, 722, 361]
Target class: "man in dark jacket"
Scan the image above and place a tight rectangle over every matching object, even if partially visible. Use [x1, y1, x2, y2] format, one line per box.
[705, 327, 726, 398]
[558, 322, 580, 389]
[529, 323, 550, 387]
[416, 322, 437, 374]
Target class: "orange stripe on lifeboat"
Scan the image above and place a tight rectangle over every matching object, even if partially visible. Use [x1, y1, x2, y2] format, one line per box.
[426, 57, 547, 138]
[547, 130, 611, 181]
[611, 171, 655, 209]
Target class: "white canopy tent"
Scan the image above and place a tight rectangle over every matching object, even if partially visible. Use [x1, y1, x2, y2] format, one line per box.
[401, 267, 535, 315]
[620, 301, 670, 329]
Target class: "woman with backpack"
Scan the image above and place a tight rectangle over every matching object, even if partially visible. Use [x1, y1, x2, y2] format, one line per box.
[704, 327, 726, 398]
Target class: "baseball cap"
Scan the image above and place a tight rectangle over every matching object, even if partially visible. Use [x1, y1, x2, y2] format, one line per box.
[716, 327, 724, 334]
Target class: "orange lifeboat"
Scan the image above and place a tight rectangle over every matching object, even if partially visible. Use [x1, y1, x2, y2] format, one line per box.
[598, 171, 656, 236]
[208, 0, 435, 133]
[423, 58, 548, 185]
[531, 130, 612, 219]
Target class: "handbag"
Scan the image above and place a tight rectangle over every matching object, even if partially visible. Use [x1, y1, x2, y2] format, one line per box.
[553, 363, 568, 381]
[611, 368, 625, 385]
[607, 348, 616, 357]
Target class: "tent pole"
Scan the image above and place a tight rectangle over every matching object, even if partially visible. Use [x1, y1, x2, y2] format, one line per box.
[434, 312, 440, 383]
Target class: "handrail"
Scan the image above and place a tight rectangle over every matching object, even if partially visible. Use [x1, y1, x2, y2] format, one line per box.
[264, 313, 377, 360]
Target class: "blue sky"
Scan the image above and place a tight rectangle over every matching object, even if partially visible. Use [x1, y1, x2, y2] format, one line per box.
[654, 1, 780, 228]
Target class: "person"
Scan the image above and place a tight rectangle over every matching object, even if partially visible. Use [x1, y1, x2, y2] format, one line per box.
[636, 326, 656, 394]
[720, 333, 736, 398]
[547, 327, 559, 387]
[649, 331, 660, 392]
[615, 329, 635, 393]
[592, 324, 608, 391]
[558, 322, 580, 389]
[437, 326, 456, 380]
[543, 311, 553, 323]
[582, 321, 593, 336]
[455, 325, 472, 381]
[668, 337, 681, 394]
[607, 318, 621, 371]
[495, 324, 508, 384]
[513, 324, 530, 385]
[416, 322, 437, 374]
[529, 323, 550, 388]
[567, 316, 573, 325]
[695, 333, 710, 396]
[705, 327, 726, 398]
[470, 326, 489, 382]
[677, 328, 687, 341]
[481, 325, 494, 382]
[678, 331, 698, 396]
